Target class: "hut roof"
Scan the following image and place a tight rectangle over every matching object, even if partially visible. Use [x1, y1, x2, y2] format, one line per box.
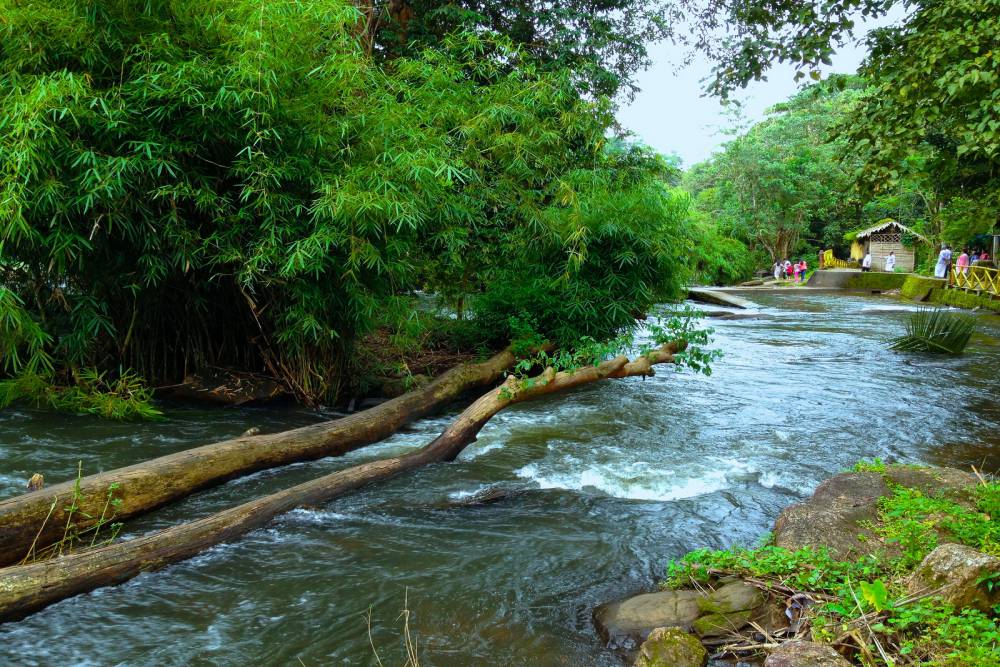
[845, 219, 928, 242]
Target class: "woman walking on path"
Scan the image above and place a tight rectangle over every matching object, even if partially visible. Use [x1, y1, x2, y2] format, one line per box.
[885, 251, 896, 272]
[934, 245, 952, 278]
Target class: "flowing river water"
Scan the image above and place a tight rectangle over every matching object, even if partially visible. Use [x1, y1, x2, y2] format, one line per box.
[2, 292, 1000, 666]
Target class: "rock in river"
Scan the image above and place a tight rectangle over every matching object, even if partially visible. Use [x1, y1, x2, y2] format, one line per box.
[773, 465, 978, 560]
[594, 590, 702, 648]
[633, 627, 706, 667]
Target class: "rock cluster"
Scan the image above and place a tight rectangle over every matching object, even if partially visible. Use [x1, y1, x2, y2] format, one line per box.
[595, 465, 991, 667]
[594, 579, 785, 651]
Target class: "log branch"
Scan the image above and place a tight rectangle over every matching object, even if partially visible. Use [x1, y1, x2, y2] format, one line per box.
[0, 349, 517, 567]
[0, 342, 682, 622]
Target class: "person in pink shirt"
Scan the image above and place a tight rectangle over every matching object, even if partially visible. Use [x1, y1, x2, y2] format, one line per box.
[957, 248, 970, 275]
[793, 262, 801, 282]
[799, 259, 808, 282]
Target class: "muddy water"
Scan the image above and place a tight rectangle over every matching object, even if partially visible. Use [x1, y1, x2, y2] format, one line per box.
[1, 293, 999, 666]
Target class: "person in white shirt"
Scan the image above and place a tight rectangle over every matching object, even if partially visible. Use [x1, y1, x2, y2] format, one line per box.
[934, 245, 952, 278]
[862, 252, 872, 272]
[885, 251, 896, 272]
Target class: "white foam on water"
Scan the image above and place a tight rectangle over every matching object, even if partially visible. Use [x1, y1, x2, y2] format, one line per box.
[514, 461, 733, 501]
[286, 508, 351, 525]
[447, 485, 491, 500]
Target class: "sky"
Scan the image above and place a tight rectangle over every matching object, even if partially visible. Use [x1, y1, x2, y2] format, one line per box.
[615, 9, 906, 167]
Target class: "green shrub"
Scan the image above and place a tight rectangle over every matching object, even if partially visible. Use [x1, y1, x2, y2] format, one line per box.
[0, 369, 162, 420]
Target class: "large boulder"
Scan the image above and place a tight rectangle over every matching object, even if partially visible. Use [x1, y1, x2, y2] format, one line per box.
[594, 590, 702, 648]
[633, 627, 707, 667]
[907, 544, 1000, 612]
[773, 472, 889, 559]
[764, 641, 851, 667]
[773, 466, 978, 559]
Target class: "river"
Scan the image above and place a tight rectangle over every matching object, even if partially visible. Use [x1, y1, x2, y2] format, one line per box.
[2, 292, 999, 666]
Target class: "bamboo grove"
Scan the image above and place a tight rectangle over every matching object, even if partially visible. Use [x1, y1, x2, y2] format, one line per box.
[0, 0, 694, 406]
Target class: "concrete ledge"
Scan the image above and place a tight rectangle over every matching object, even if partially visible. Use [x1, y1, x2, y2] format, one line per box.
[687, 288, 755, 310]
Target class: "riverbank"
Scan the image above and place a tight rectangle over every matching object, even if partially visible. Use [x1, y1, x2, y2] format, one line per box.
[599, 462, 1000, 666]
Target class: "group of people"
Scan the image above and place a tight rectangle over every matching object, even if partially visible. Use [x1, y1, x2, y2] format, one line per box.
[772, 258, 809, 283]
[935, 245, 991, 278]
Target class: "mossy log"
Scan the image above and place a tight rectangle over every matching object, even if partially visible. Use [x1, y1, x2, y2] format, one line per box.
[0, 343, 681, 622]
[0, 350, 517, 568]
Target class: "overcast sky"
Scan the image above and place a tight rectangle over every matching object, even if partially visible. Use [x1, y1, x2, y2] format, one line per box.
[616, 9, 907, 167]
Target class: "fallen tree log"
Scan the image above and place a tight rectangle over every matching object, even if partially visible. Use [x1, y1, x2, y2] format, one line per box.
[0, 349, 517, 567]
[0, 342, 682, 622]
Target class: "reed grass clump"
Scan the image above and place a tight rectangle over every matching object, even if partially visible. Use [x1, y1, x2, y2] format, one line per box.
[890, 308, 976, 355]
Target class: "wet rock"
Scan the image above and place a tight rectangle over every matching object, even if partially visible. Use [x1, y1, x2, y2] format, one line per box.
[764, 641, 850, 667]
[594, 590, 702, 648]
[633, 627, 707, 667]
[907, 544, 1000, 612]
[882, 466, 978, 506]
[692, 610, 752, 638]
[773, 471, 888, 559]
[240, 426, 261, 437]
[698, 581, 764, 614]
[773, 466, 977, 560]
[448, 484, 534, 507]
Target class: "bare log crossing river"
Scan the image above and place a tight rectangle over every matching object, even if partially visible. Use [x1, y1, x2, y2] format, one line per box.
[2, 292, 999, 666]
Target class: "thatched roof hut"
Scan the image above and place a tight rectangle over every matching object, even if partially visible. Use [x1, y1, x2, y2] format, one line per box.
[847, 219, 927, 272]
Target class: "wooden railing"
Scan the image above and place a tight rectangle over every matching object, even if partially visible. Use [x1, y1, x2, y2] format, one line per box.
[952, 265, 1000, 296]
[822, 249, 853, 269]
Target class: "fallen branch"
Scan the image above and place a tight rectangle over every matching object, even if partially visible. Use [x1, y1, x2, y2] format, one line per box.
[0, 342, 682, 622]
[0, 349, 517, 567]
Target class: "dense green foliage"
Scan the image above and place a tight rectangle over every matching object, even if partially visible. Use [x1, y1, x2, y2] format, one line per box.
[685, 78, 863, 263]
[685, 0, 999, 270]
[0, 1, 697, 406]
[362, 0, 675, 100]
[0, 368, 163, 420]
[667, 467, 1000, 666]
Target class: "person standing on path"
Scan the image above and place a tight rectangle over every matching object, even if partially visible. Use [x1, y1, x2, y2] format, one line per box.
[934, 244, 952, 278]
[885, 251, 896, 273]
[862, 251, 872, 272]
[957, 248, 970, 275]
